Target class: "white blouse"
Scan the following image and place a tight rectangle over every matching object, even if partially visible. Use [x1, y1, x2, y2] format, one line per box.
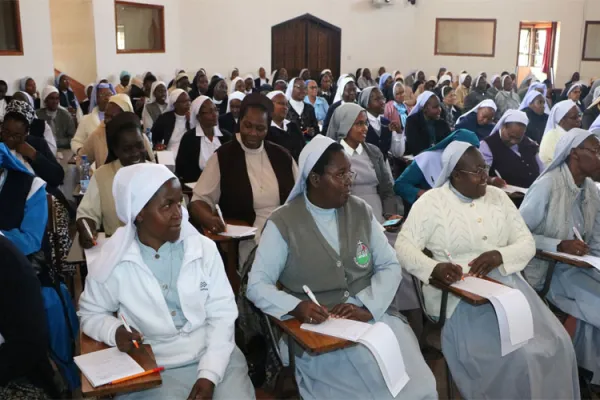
[167, 114, 188, 157]
[196, 125, 223, 171]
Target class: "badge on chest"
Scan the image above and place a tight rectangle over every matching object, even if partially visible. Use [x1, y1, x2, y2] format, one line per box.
[354, 240, 371, 268]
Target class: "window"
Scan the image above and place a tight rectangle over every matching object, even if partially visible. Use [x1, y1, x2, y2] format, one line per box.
[518, 24, 548, 67]
[114, 1, 165, 54]
[434, 19, 496, 57]
[582, 21, 600, 61]
[0, 0, 23, 55]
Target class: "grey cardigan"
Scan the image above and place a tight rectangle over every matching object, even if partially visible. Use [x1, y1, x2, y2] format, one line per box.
[361, 142, 398, 217]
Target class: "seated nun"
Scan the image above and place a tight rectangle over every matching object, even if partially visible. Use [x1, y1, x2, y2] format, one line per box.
[357, 68, 376, 89]
[439, 86, 462, 130]
[384, 82, 410, 135]
[396, 141, 579, 399]
[189, 71, 209, 101]
[265, 91, 305, 161]
[565, 82, 585, 113]
[217, 91, 245, 135]
[480, 110, 544, 190]
[519, 90, 550, 143]
[189, 93, 298, 264]
[151, 89, 191, 156]
[355, 86, 401, 160]
[11, 92, 57, 155]
[19, 76, 40, 110]
[455, 74, 471, 109]
[463, 74, 494, 112]
[141, 81, 168, 131]
[304, 79, 329, 123]
[405, 91, 451, 156]
[56, 73, 83, 121]
[486, 74, 501, 99]
[81, 94, 154, 168]
[246, 135, 438, 400]
[230, 76, 246, 95]
[175, 96, 232, 183]
[455, 99, 497, 139]
[378, 73, 394, 101]
[582, 89, 600, 130]
[115, 71, 131, 94]
[494, 75, 521, 118]
[285, 78, 320, 140]
[76, 112, 153, 248]
[36, 86, 76, 152]
[78, 163, 254, 400]
[322, 77, 358, 133]
[244, 75, 256, 94]
[520, 129, 600, 387]
[318, 70, 335, 105]
[206, 77, 229, 115]
[71, 82, 116, 154]
[539, 100, 581, 165]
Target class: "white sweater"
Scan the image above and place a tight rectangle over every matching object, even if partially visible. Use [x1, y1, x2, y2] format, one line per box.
[395, 183, 535, 317]
[78, 233, 238, 385]
[71, 107, 101, 154]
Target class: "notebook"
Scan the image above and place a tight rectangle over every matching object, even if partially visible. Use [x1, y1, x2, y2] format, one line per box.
[219, 225, 257, 238]
[83, 233, 108, 266]
[156, 151, 175, 171]
[301, 319, 409, 396]
[451, 276, 534, 356]
[74, 347, 144, 387]
[502, 185, 528, 195]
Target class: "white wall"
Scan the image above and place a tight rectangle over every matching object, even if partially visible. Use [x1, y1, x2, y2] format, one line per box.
[92, 0, 181, 85]
[1, 0, 54, 93]
[179, 0, 600, 87]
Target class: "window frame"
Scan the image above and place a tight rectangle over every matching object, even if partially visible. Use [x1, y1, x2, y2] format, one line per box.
[434, 18, 497, 57]
[0, 0, 24, 56]
[582, 21, 600, 62]
[114, 0, 165, 54]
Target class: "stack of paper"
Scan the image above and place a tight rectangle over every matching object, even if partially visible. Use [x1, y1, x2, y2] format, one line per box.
[451, 277, 534, 356]
[74, 347, 144, 387]
[219, 225, 257, 238]
[156, 151, 175, 172]
[302, 319, 409, 396]
[543, 251, 600, 270]
[83, 233, 108, 266]
[502, 185, 528, 195]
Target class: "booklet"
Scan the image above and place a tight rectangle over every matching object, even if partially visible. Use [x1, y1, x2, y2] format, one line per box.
[74, 347, 144, 388]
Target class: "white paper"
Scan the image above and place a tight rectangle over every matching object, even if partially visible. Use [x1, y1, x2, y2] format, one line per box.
[184, 182, 196, 190]
[156, 151, 175, 166]
[542, 251, 600, 271]
[301, 320, 409, 396]
[451, 277, 534, 356]
[74, 347, 144, 387]
[219, 224, 257, 238]
[502, 185, 528, 195]
[83, 233, 107, 266]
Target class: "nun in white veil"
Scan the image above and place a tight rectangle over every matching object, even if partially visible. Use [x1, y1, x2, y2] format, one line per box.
[521, 128, 600, 386]
[247, 135, 438, 400]
[539, 100, 581, 165]
[396, 141, 580, 399]
[321, 77, 358, 133]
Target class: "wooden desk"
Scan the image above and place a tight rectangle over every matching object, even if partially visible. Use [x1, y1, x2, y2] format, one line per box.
[80, 333, 162, 398]
[536, 250, 593, 269]
[204, 219, 254, 293]
[270, 318, 355, 355]
[429, 276, 505, 306]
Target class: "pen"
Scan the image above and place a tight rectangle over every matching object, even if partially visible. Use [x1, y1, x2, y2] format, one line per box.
[215, 205, 226, 232]
[82, 219, 96, 246]
[120, 314, 140, 349]
[109, 366, 164, 385]
[573, 226, 584, 242]
[494, 169, 503, 179]
[430, 176, 435, 185]
[444, 249, 464, 280]
[302, 285, 321, 307]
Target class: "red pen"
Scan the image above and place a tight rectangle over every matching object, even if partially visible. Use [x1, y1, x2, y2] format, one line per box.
[109, 366, 164, 385]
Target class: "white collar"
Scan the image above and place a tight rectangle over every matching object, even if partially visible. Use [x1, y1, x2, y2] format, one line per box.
[289, 98, 304, 115]
[175, 113, 187, 120]
[271, 119, 290, 131]
[212, 98, 223, 105]
[341, 139, 363, 155]
[236, 133, 264, 154]
[367, 112, 381, 130]
[196, 125, 223, 138]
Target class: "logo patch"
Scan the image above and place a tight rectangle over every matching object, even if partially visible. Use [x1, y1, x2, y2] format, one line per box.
[354, 240, 371, 268]
[200, 281, 208, 291]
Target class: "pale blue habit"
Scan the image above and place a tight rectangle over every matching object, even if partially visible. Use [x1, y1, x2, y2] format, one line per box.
[247, 192, 437, 400]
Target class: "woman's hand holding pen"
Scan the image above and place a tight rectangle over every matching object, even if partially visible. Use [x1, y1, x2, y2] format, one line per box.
[330, 304, 373, 322]
[115, 325, 143, 353]
[290, 301, 329, 324]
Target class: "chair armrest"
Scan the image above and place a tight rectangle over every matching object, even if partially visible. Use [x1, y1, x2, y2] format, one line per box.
[269, 317, 355, 355]
[535, 250, 593, 269]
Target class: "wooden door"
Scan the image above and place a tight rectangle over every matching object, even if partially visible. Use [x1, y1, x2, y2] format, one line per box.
[272, 14, 341, 80]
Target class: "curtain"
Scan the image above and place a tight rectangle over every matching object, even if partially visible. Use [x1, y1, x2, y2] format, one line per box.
[541, 27, 553, 75]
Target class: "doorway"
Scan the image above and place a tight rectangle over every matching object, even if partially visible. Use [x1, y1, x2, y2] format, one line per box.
[516, 22, 558, 86]
[272, 14, 341, 80]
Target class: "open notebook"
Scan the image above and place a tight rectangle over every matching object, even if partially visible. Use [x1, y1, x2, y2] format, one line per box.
[451, 277, 534, 356]
[301, 319, 409, 396]
[75, 347, 144, 387]
[219, 225, 257, 238]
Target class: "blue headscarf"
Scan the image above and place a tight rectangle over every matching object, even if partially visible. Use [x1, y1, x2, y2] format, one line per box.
[119, 71, 131, 80]
[0, 143, 33, 176]
[19, 76, 33, 92]
[89, 82, 116, 111]
[54, 73, 70, 90]
[378, 73, 392, 91]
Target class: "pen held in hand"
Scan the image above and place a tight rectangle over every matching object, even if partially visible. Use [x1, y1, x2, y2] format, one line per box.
[120, 314, 140, 349]
[444, 248, 465, 281]
[573, 226, 584, 242]
[82, 219, 96, 246]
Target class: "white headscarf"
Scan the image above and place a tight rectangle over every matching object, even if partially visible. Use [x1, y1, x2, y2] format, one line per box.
[544, 100, 577, 134]
[287, 134, 336, 203]
[455, 99, 497, 124]
[459, 73, 470, 86]
[525, 82, 547, 97]
[266, 90, 286, 101]
[285, 78, 297, 100]
[149, 81, 167, 103]
[519, 90, 549, 114]
[538, 128, 598, 180]
[286, 78, 305, 116]
[189, 95, 211, 129]
[434, 141, 475, 187]
[226, 91, 246, 114]
[408, 91, 437, 116]
[88, 163, 196, 282]
[167, 89, 186, 112]
[489, 74, 501, 87]
[337, 74, 349, 87]
[230, 77, 244, 94]
[567, 82, 584, 96]
[437, 74, 452, 86]
[489, 109, 529, 136]
[333, 77, 355, 104]
[590, 115, 600, 133]
[41, 86, 58, 103]
[473, 74, 485, 89]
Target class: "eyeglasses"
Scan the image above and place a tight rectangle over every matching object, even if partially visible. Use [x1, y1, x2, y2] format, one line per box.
[308, 86, 318, 90]
[457, 165, 490, 177]
[353, 121, 370, 128]
[330, 170, 357, 183]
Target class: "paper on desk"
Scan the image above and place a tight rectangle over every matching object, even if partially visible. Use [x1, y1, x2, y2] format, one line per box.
[184, 182, 196, 190]
[502, 185, 528, 195]
[156, 151, 175, 166]
[219, 225, 257, 238]
[301, 319, 409, 396]
[543, 251, 600, 271]
[74, 347, 144, 387]
[451, 276, 534, 356]
[83, 233, 108, 266]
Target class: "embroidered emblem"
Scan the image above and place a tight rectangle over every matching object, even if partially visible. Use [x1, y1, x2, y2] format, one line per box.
[200, 281, 208, 291]
[354, 240, 371, 268]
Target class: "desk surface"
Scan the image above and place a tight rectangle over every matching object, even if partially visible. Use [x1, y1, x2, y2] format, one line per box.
[430, 276, 504, 305]
[80, 333, 162, 398]
[271, 318, 355, 355]
[536, 250, 593, 269]
[203, 219, 254, 243]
